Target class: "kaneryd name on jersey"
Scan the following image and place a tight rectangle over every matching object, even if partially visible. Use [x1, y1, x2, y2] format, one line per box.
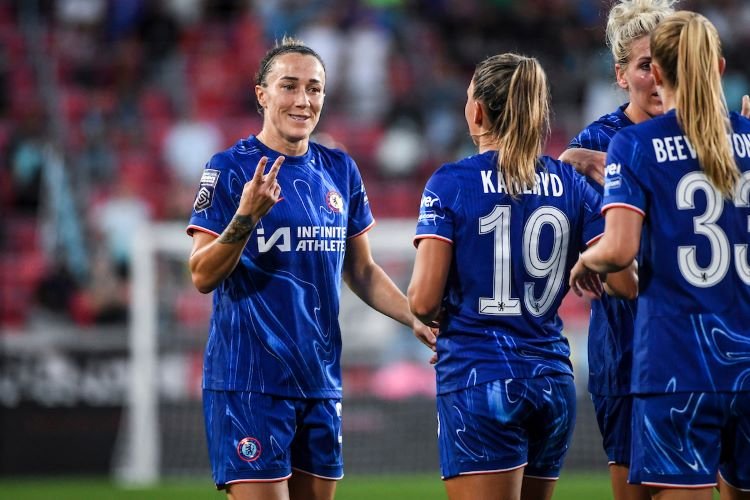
[480, 170, 564, 196]
[652, 132, 750, 163]
[257, 226, 347, 253]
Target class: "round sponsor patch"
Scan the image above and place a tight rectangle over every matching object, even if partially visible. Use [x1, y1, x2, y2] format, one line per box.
[326, 190, 343, 213]
[237, 437, 261, 462]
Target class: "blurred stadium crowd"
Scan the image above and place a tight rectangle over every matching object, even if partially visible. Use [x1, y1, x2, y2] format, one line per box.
[1, 0, 749, 329]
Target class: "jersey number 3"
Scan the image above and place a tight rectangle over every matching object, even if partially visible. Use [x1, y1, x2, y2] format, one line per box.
[478, 205, 570, 317]
[676, 171, 750, 287]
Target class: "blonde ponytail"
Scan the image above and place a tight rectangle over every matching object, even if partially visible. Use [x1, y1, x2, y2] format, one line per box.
[652, 11, 738, 197]
[472, 54, 549, 196]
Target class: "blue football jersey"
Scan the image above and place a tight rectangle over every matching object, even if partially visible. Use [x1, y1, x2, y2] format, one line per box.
[604, 110, 750, 393]
[415, 152, 604, 394]
[187, 136, 374, 398]
[568, 104, 634, 153]
[569, 104, 636, 397]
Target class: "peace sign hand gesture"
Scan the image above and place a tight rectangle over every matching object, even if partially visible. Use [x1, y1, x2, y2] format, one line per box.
[238, 156, 284, 220]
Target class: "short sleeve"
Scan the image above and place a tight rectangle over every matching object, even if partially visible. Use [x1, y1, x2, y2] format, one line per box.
[580, 180, 605, 247]
[414, 167, 459, 246]
[187, 153, 240, 236]
[602, 129, 647, 217]
[346, 157, 375, 238]
[569, 126, 612, 152]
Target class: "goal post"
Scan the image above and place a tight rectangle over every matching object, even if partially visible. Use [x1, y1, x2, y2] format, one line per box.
[116, 222, 192, 486]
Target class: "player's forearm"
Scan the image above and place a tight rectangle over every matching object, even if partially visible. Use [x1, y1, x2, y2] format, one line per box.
[579, 243, 629, 275]
[189, 215, 256, 293]
[603, 260, 638, 300]
[345, 264, 414, 328]
[559, 148, 606, 185]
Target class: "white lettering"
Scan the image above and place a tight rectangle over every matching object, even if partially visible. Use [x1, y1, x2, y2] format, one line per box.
[653, 138, 667, 162]
[606, 163, 621, 176]
[481, 170, 495, 193]
[551, 173, 563, 197]
[733, 134, 747, 158]
[539, 172, 550, 196]
[257, 227, 291, 252]
[673, 135, 688, 160]
[664, 136, 677, 161]
[479, 170, 564, 197]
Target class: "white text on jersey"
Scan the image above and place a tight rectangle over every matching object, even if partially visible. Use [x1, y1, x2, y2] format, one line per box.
[481, 170, 564, 197]
[652, 133, 750, 163]
[257, 226, 347, 253]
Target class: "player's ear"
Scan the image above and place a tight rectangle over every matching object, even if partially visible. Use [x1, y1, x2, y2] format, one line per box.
[472, 101, 484, 127]
[650, 61, 664, 87]
[255, 85, 267, 109]
[718, 57, 726, 76]
[615, 63, 628, 90]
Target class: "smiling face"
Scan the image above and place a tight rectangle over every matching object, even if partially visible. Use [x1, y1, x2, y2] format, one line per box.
[616, 35, 662, 123]
[255, 52, 326, 156]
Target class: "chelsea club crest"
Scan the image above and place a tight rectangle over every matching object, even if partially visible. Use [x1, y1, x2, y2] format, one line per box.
[237, 437, 262, 462]
[326, 190, 343, 213]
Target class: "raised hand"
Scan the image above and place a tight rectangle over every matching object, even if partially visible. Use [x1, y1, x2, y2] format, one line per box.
[238, 156, 284, 220]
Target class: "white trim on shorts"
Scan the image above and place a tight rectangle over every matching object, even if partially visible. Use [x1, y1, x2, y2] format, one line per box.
[225, 472, 293, 485]
[524, 474, 559, 481]
[719, 471, 750, 493]
[641, 480, 716, 489]
[442, 462, 528, 480]
[292, 467, 344, 481]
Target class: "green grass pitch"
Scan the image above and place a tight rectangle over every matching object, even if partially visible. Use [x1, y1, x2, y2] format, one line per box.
[0, 472, 615, 499]
[0, 472, 724, 499]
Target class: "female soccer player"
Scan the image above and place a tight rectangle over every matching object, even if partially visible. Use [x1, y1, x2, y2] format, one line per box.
[570, 11, 750, 499]
[407, 53, 635, 500]
[187, 37, 435, 500]
[561, 2, 675, 499]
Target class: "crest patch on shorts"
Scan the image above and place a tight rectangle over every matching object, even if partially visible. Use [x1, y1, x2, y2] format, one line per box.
[194, 169, 220, 212]
[237, 436, 262, 462]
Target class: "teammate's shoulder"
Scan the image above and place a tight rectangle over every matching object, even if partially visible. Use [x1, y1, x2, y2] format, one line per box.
[730, 111, 750, 132]
[595, 109, 628, 130]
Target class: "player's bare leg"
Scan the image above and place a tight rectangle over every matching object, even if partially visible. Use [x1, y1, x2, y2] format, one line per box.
[227, 480, 290, 500]
[610, 464, 650, 500]
[648, 486, 713, 500]
[288, 470, 337, 500]
[444, 467, 524, 500]
[520, 476, 556, 500]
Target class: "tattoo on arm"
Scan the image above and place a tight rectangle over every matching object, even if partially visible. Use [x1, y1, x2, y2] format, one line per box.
[218, 214, 256, 244]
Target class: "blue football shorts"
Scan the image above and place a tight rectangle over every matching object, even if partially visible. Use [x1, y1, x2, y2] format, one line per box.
[437, 374, 576, 480]
[629, 391, 750, 490]
[591, 393, 633, 465]
[203, 389, 343, 489]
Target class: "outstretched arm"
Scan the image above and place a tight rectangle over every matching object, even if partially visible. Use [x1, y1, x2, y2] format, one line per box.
[343, 233, 437, 352]
[559, 148, 607, 186]
[570, 207, 643, 298]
